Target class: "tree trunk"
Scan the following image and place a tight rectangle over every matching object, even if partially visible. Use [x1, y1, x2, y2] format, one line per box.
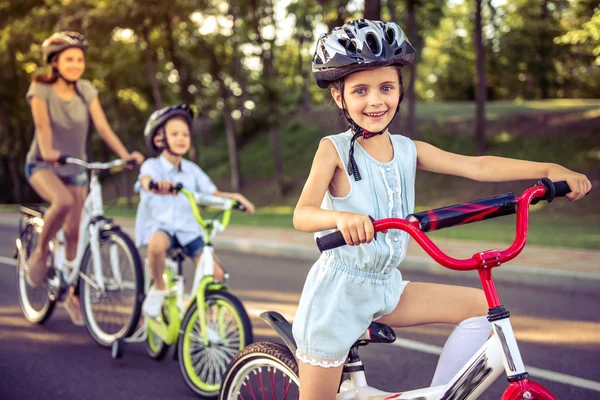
[221, 90, 241, 191]
[539, 0, 550, 99]
[474, 0, 487, 155]
[0, 103, 23, 203]
[364, 0, 381, 20]
[405, 0, 417, 138]
[297, 35, 311, 110]
[141, 25, 163, 109]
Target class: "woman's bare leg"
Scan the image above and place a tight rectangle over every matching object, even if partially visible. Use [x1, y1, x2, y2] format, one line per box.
[62, 184, 87, 326]
[27, 170, 74, 285]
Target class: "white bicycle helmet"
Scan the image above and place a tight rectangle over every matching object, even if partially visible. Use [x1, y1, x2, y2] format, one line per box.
[312, 19, 415, 88]
[42, 32, 88, 64]
[144, 104, 194, 155]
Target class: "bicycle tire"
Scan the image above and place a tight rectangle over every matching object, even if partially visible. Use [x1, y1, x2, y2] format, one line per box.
[178, 290, 253, 398]
[79, 228, 144, 348]
[16, 222, 56, 324]
[219, 341, 299, 400]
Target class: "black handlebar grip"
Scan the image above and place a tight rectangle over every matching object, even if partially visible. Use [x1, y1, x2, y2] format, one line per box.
[58, 155, 69, 165]
[553, 181, 571, 198]
[316, 230, 347, 252]
[148, 181, 182, 193]
[125, 158, 139, 167]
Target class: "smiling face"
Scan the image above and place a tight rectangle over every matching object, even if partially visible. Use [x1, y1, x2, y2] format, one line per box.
[53, 47, 85, 82]
[163, 117, 191, 155]
[331, 66, 402, 133]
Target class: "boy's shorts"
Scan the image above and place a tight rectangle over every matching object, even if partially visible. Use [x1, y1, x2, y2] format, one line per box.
[159, 230, 204, 258]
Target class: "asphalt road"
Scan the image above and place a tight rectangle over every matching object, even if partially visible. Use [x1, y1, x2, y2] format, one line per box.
[0, 223, 598, 399]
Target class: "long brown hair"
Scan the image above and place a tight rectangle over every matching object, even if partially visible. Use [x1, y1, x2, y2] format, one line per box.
[32, 67, 59, 84]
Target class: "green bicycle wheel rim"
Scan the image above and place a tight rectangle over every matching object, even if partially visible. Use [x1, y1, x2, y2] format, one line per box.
[182, 298, 246, 392]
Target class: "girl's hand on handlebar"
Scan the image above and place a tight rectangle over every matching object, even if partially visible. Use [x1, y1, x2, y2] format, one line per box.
[547, 165, 592, 201]
[150, 180, 177, 195]
[335, 212, 375, 246]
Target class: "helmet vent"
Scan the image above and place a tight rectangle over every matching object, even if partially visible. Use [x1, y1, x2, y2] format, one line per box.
[385, 28, 395, 45]
[357, 20, 369, 29]
[338, 38, 357, 52]
[365, 33, 380, 55]
[395, 48, 404, 55]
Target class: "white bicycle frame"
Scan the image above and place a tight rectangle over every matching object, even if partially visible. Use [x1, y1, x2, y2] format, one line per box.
[17, 158, 128, 297]
[337, 315, 523, 399]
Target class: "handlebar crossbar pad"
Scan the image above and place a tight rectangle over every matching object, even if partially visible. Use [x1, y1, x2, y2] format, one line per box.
[407, 193, 516, 233]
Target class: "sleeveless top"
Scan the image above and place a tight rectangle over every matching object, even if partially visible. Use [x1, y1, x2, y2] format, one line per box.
[25, 79, 97, 176]
[317, 130, 417, 274]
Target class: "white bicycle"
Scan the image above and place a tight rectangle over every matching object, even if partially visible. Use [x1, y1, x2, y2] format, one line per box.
[219, 179, 575, 400]
[15, 156, 144, 348]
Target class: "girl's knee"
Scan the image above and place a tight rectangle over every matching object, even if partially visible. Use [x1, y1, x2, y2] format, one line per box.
[147, 232, 169, 254]
[53, 194, 75, 213]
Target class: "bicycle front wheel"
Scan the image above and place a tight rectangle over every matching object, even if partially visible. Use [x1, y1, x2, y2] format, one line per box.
[219, 342, 300, 400]
[178, 290, 253, 398]
[79, 228, 143, 347]
[16, 223, 56, 324]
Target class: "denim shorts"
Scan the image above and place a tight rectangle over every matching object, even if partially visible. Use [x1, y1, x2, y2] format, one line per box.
[292, 254, 408, 367]
[25, 163, 89, 186]
[159, 230, 205, 258]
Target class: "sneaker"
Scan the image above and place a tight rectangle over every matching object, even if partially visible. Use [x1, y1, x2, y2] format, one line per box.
[142, 287, 166, 318]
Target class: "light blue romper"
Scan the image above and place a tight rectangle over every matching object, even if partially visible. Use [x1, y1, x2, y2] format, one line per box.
[292, 130, 417, 367]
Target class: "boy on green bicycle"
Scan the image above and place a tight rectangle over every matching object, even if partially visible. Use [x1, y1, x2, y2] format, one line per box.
[135, 104, 255, 318]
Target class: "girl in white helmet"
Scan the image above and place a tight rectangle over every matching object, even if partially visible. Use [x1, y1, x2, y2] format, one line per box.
[24, 32, 144, 325]
[292, 19, 591, 399]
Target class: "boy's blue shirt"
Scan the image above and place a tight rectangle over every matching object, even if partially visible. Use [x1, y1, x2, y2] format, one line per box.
[134, 154, 217, 247]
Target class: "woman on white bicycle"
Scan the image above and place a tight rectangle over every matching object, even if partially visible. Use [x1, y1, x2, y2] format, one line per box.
[292, 19, 592, 400]
[24, 32, 144, 325]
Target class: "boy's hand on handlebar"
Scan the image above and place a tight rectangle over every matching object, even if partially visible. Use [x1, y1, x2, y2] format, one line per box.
[150, 180, 177, 195]
[547, 165, 592, 202]
[235, 194, 255, 214]
[336, 213, 375, 246]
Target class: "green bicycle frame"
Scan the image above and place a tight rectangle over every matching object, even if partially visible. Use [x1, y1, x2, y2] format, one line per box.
[148, 188, 236, 345]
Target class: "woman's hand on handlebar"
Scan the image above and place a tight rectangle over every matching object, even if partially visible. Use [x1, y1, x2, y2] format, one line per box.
[123, 151, 145, 168]
[547, 165, 592, 202]
[40, 149, 62, 164]
[336, 212, 375, 246]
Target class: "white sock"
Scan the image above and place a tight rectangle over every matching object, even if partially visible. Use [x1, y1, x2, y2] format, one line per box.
[431, 315, 492, 386]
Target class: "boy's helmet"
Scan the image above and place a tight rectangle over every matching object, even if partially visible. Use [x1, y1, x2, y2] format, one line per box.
[144, 104, 194, 155]
[42, 31, 88, 64]
[312, 19, 415, 88]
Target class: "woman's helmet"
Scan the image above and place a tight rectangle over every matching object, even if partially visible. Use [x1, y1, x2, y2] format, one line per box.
[42, 32, 88, 64]
[144, 104, 194, 156]
[312, 19, 415, 89]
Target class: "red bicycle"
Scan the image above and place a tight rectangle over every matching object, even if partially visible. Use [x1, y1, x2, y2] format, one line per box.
[220, 178, 577, 400]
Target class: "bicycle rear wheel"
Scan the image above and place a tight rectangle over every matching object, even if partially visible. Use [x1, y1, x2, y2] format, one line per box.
[16, 222, 56, 324]
[80, 228, 143, 347]
[219, 342, 299, 400]
[178, 290, 253, 398]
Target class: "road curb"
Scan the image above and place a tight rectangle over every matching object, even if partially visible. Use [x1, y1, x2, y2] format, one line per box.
[212, 237, 600, 293]
[2, 215, 598, 292]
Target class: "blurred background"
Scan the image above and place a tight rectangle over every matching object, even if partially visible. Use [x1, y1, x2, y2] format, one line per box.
[0, 0, 598, 249]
